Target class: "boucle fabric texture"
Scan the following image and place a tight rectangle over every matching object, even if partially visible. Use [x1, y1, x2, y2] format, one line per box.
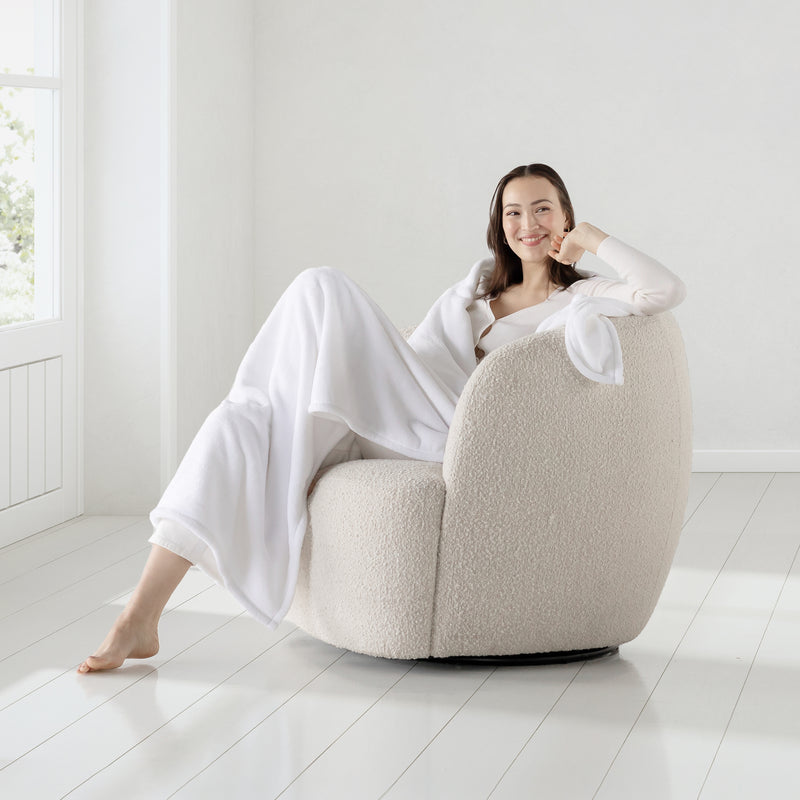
[287, 312, 691, 659]
[291, 460, 445, 656]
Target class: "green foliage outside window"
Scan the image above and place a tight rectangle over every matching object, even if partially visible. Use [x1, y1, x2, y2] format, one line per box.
[0, 85, 35, 326]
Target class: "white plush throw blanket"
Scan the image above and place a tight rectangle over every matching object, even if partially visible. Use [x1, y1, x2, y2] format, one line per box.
[151, 261, 634, 629]
[410, 257, 635, 386]
[536, 294, 637, 384]
[406, 258, 489, 397]
[152, 267, 460, 629]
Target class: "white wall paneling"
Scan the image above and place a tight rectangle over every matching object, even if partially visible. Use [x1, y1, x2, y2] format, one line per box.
[0, 324, 76, 542]
[0, 369, 9, 509]
[1, 358, 64, 515]
[693, 450, 800, 473]
[9, 366, 29, 506]
[28, 361, 46, 498]
[45, 356, 62, 492]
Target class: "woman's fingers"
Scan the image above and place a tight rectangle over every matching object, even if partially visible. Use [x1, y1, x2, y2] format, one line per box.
[550, 231, 583, 263]
[550, 233, 568, 262]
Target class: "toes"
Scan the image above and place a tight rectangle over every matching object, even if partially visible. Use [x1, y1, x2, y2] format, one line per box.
[77, 654, 119, 673]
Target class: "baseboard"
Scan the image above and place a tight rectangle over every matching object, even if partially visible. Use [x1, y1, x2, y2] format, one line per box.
[692, 450, 800, 472]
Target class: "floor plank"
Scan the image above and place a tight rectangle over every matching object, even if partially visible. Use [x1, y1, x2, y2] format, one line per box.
[383, 662, 582, 800]
[594, 473, 796, 798]
[0, 584, 244, 773]
[0, 519, 152, 619]
[486, 473, 773, 799]
[0, 515, 143, 583]
[65, 631, 350, 798]
[274, 662, 495, 799]
[0, 567, 214, 710]
[684, 472, 720, 523]
[0, 589, 288, 795]
[165, 646, 414, 799]
[0, 548, 152, 657]
[698, 473, 800, 798]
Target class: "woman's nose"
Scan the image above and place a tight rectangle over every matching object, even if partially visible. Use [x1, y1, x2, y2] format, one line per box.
[522, 210, 540, 229]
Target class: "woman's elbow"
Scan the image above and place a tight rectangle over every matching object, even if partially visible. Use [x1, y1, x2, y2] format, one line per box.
[634, 279, 687, 315]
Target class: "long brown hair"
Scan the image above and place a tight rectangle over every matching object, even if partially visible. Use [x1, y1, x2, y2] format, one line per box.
[479, 163, 585, 300]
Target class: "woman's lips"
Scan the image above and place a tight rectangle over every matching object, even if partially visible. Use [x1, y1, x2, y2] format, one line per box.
[519, 234, 547, 246]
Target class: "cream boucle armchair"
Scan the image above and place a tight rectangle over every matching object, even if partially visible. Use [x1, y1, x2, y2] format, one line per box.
[287, 313, 691, 662]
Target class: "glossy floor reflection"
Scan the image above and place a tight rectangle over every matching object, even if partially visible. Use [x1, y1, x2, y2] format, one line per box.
[0, 473, 798, 798]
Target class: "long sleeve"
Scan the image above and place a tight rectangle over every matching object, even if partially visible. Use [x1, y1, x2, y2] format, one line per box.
[573, 236, 686, 314]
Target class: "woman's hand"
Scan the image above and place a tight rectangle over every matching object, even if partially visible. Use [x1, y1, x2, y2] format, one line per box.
[549, 222, 610, 264]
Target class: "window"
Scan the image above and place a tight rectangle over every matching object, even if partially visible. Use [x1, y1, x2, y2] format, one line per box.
[0, 0, 59, 327]
[0, 0, 79, 542]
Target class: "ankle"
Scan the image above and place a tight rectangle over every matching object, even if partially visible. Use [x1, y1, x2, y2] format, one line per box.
[117, 605, 160, 632]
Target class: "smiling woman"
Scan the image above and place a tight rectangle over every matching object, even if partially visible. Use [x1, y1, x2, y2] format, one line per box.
[468, 163, 686, 360]
[77, 160, 686, 673]
[482, 163, 584, 306]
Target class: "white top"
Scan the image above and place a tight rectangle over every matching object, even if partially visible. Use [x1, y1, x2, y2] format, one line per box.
[468, 236, 686, 358]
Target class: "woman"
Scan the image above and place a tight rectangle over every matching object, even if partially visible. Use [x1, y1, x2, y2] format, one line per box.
[78, 163, 685, 673]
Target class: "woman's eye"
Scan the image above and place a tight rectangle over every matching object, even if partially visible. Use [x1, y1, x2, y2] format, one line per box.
[505, 211, 518, 216]
[536, 207, 550, 214]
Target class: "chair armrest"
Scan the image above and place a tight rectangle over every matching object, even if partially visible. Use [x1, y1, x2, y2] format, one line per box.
[289, 458, 446, 658]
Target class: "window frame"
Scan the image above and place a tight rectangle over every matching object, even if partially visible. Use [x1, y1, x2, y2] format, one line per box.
[0, 0, 83, 539]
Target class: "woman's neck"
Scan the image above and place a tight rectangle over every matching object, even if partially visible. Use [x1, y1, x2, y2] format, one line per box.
[515, 262, 552, 296]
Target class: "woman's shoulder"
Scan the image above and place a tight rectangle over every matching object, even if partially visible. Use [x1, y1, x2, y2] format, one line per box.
[565, 269, 602, 292]
[574, 265, 600, 281]
[472, 258, 497, 298]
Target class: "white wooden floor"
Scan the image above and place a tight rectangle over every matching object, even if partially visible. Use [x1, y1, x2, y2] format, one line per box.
[0, 473, 798, 799]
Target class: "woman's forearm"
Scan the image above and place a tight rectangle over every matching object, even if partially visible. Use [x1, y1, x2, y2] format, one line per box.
[576, 236, 687, 314]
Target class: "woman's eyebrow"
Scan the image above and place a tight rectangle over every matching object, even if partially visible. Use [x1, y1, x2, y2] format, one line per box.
[503, 199, 552, 209]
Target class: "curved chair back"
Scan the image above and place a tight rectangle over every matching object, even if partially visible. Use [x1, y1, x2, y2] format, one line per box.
[432, 313, 692, 657]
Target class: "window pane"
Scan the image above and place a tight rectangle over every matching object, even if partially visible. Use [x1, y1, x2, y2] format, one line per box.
[0, 86, 56, 327]
[0, 0, 55, 76]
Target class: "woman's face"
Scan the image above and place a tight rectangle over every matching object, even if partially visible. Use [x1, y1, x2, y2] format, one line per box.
[501, 176, 568, 267]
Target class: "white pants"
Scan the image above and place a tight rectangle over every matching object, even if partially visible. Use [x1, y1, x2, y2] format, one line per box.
[149, 267, 457, 628]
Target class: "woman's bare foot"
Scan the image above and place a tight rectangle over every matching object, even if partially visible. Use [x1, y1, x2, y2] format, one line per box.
[77, 611, 159, 673]
[76, 543, 191, 674]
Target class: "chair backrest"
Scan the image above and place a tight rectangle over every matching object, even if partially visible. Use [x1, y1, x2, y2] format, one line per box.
[430, 313, 692, 657]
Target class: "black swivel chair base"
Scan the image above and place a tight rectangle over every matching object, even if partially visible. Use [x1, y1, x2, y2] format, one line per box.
[427, 645, 619, 667]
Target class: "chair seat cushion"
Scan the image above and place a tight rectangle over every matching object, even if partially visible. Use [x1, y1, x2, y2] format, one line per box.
[287, 459, 445, 658]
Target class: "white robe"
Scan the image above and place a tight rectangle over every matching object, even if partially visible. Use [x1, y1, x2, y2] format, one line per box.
[151, 265, 482, 629]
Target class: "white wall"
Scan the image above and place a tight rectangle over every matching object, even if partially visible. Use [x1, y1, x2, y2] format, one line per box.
[84, 0, 163, 511]
[82, 0, 799, 516]
[84, 0, 254, 513]
[254, 0, 800, 469]
[173, 0, 254, 461]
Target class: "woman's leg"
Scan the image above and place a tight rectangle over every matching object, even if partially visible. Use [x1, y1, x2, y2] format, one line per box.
[80, 267, 453, 671]
[166, 269, 452, 626]
[77, 544, 191, 673]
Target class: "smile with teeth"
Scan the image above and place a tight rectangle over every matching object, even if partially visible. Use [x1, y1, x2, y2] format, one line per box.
[519, 234, 547, 246]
